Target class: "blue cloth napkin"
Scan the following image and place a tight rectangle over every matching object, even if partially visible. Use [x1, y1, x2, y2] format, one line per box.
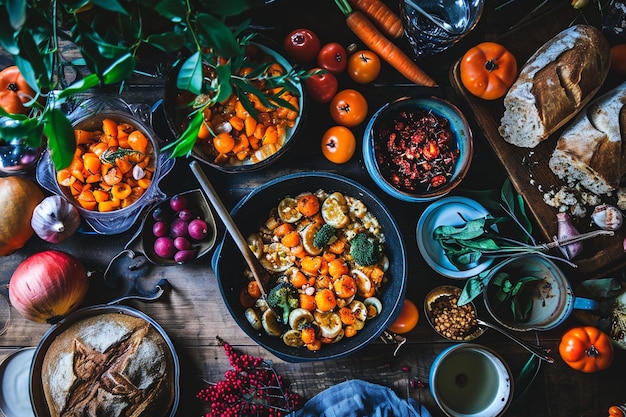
[291, 379, 432, 417]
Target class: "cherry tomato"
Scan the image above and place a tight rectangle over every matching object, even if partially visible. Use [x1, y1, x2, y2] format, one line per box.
[321, 126, 356, 164]
[329, 89, 368, 127]
[388, 299, 419, 334]
[283, 28, 321, 64]
[317, 42, 348, 74]
[304, 70, 338, 103]
[347, 50, 381, 84]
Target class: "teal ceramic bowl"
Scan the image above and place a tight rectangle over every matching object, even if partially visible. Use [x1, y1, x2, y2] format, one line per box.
[363, 96, 473, 202]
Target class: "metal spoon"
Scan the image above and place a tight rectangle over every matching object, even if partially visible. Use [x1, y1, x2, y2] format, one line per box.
[425, 285, 554, 363]
[476, 318, 554, 363]
[190, 161, 271, 298]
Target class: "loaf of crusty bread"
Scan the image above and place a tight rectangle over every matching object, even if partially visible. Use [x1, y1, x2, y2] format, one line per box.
[548, 81, 626, 195]
[498, 25, 610, 148]
[41, 313, 176, 417]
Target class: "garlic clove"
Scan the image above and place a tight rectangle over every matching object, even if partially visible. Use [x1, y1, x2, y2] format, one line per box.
[31, 195, 81, 243]
[557, 212, 582, 259]
[591, 204, 624, 231]
[133, 164, 145, 180]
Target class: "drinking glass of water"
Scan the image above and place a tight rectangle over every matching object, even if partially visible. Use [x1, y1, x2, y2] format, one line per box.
[400, 0, 484, 57]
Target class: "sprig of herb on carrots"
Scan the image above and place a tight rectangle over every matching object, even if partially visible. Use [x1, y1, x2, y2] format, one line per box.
[333, 0, 437, 86]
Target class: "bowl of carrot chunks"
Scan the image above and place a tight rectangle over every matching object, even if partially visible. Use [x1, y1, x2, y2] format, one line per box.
[36, 97, 175, 235]
[163, 42, 305, 173]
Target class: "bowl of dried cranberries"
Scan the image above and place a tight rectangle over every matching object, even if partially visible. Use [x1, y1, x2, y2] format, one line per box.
[363, 96, 473, 202]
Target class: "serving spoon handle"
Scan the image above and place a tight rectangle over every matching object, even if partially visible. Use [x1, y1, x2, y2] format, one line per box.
[190, 161, 271, 297]
[477, 318, 554, 363]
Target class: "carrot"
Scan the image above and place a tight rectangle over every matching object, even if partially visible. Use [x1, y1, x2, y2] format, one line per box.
[348, 0, 404, 38]
[334, 0, 437, 87]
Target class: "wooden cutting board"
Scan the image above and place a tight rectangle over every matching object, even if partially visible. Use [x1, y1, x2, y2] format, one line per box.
[449, 2, 626, 276]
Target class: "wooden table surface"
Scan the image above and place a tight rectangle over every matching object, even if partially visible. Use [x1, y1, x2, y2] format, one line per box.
[1, 1, 625, 416]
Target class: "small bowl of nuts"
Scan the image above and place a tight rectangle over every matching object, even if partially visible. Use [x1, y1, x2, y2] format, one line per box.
[363, 96, 473, 202]
[424, 285, 484, 342]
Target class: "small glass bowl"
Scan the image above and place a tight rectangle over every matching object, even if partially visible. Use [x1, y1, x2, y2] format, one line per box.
[36, 97, 175, 235]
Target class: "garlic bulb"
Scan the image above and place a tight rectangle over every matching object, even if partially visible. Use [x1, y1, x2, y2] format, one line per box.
[591, 204, 624, 231]
[557, 212, 582, 259]
[31, 195, 81, 243]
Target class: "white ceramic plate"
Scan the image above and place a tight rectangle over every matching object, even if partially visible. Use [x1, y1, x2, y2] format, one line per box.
[417, 196, 494, 279]
[0, 347, 36, 417]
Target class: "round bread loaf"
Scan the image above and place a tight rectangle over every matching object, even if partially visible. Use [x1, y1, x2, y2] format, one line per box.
[498, 25, 610, 148]
[40, 312, 176, 417]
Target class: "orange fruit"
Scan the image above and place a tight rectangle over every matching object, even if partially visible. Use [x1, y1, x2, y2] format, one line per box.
[388, 299, 419, 334]
[321, 126, 356, 164]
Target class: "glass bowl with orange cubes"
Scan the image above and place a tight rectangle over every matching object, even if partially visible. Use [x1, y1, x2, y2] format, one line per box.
[36, 97, 175, 234]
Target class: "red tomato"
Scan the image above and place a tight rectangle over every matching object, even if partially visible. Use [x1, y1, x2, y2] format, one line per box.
[559, 326, 614, 373]
[283, 28, 321, 64]
[321, 126, 356, 164]
[388, 299, 419, 334]
[460, 42, 517, 100]
[317, 42, 348, 74]
[0, 65, 36, 115]
[347, 50, 381, 84]
[304, 70, 338, 103]
[329, 89, 368, 127]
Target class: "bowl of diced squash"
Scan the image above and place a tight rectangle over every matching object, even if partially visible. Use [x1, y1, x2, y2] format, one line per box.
[163, 42, 305, 173]
[36, 97, 175, 235]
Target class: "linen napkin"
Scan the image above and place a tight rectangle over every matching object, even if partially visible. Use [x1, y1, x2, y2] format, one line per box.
[291, 379, 431, 417]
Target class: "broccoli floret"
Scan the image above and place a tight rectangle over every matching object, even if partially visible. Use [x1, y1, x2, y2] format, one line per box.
[350, 232, 380, 266]
[266, 282, 298, 324]
[313, 223, 336, 248]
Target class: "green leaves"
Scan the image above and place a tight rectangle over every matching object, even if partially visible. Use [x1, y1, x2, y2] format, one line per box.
[433, 217, 507, 268]
[162, 110, 204, 158]
[195, 13, 241, 58]
[458, 270, 491, 306]
[177, 52, 204, 95]
[42, 108, 75, 170]
[491, 272, 541, 322]
[0, 0, 285, 168]
[5, 0, 27, 29]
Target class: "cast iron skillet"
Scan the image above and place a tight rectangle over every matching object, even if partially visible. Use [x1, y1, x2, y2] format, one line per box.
[211, 172, 408, 362]
[29, 305, 180, 417]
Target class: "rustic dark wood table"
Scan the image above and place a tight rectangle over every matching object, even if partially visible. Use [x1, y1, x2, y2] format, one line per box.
[1, 1, 625, 416]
